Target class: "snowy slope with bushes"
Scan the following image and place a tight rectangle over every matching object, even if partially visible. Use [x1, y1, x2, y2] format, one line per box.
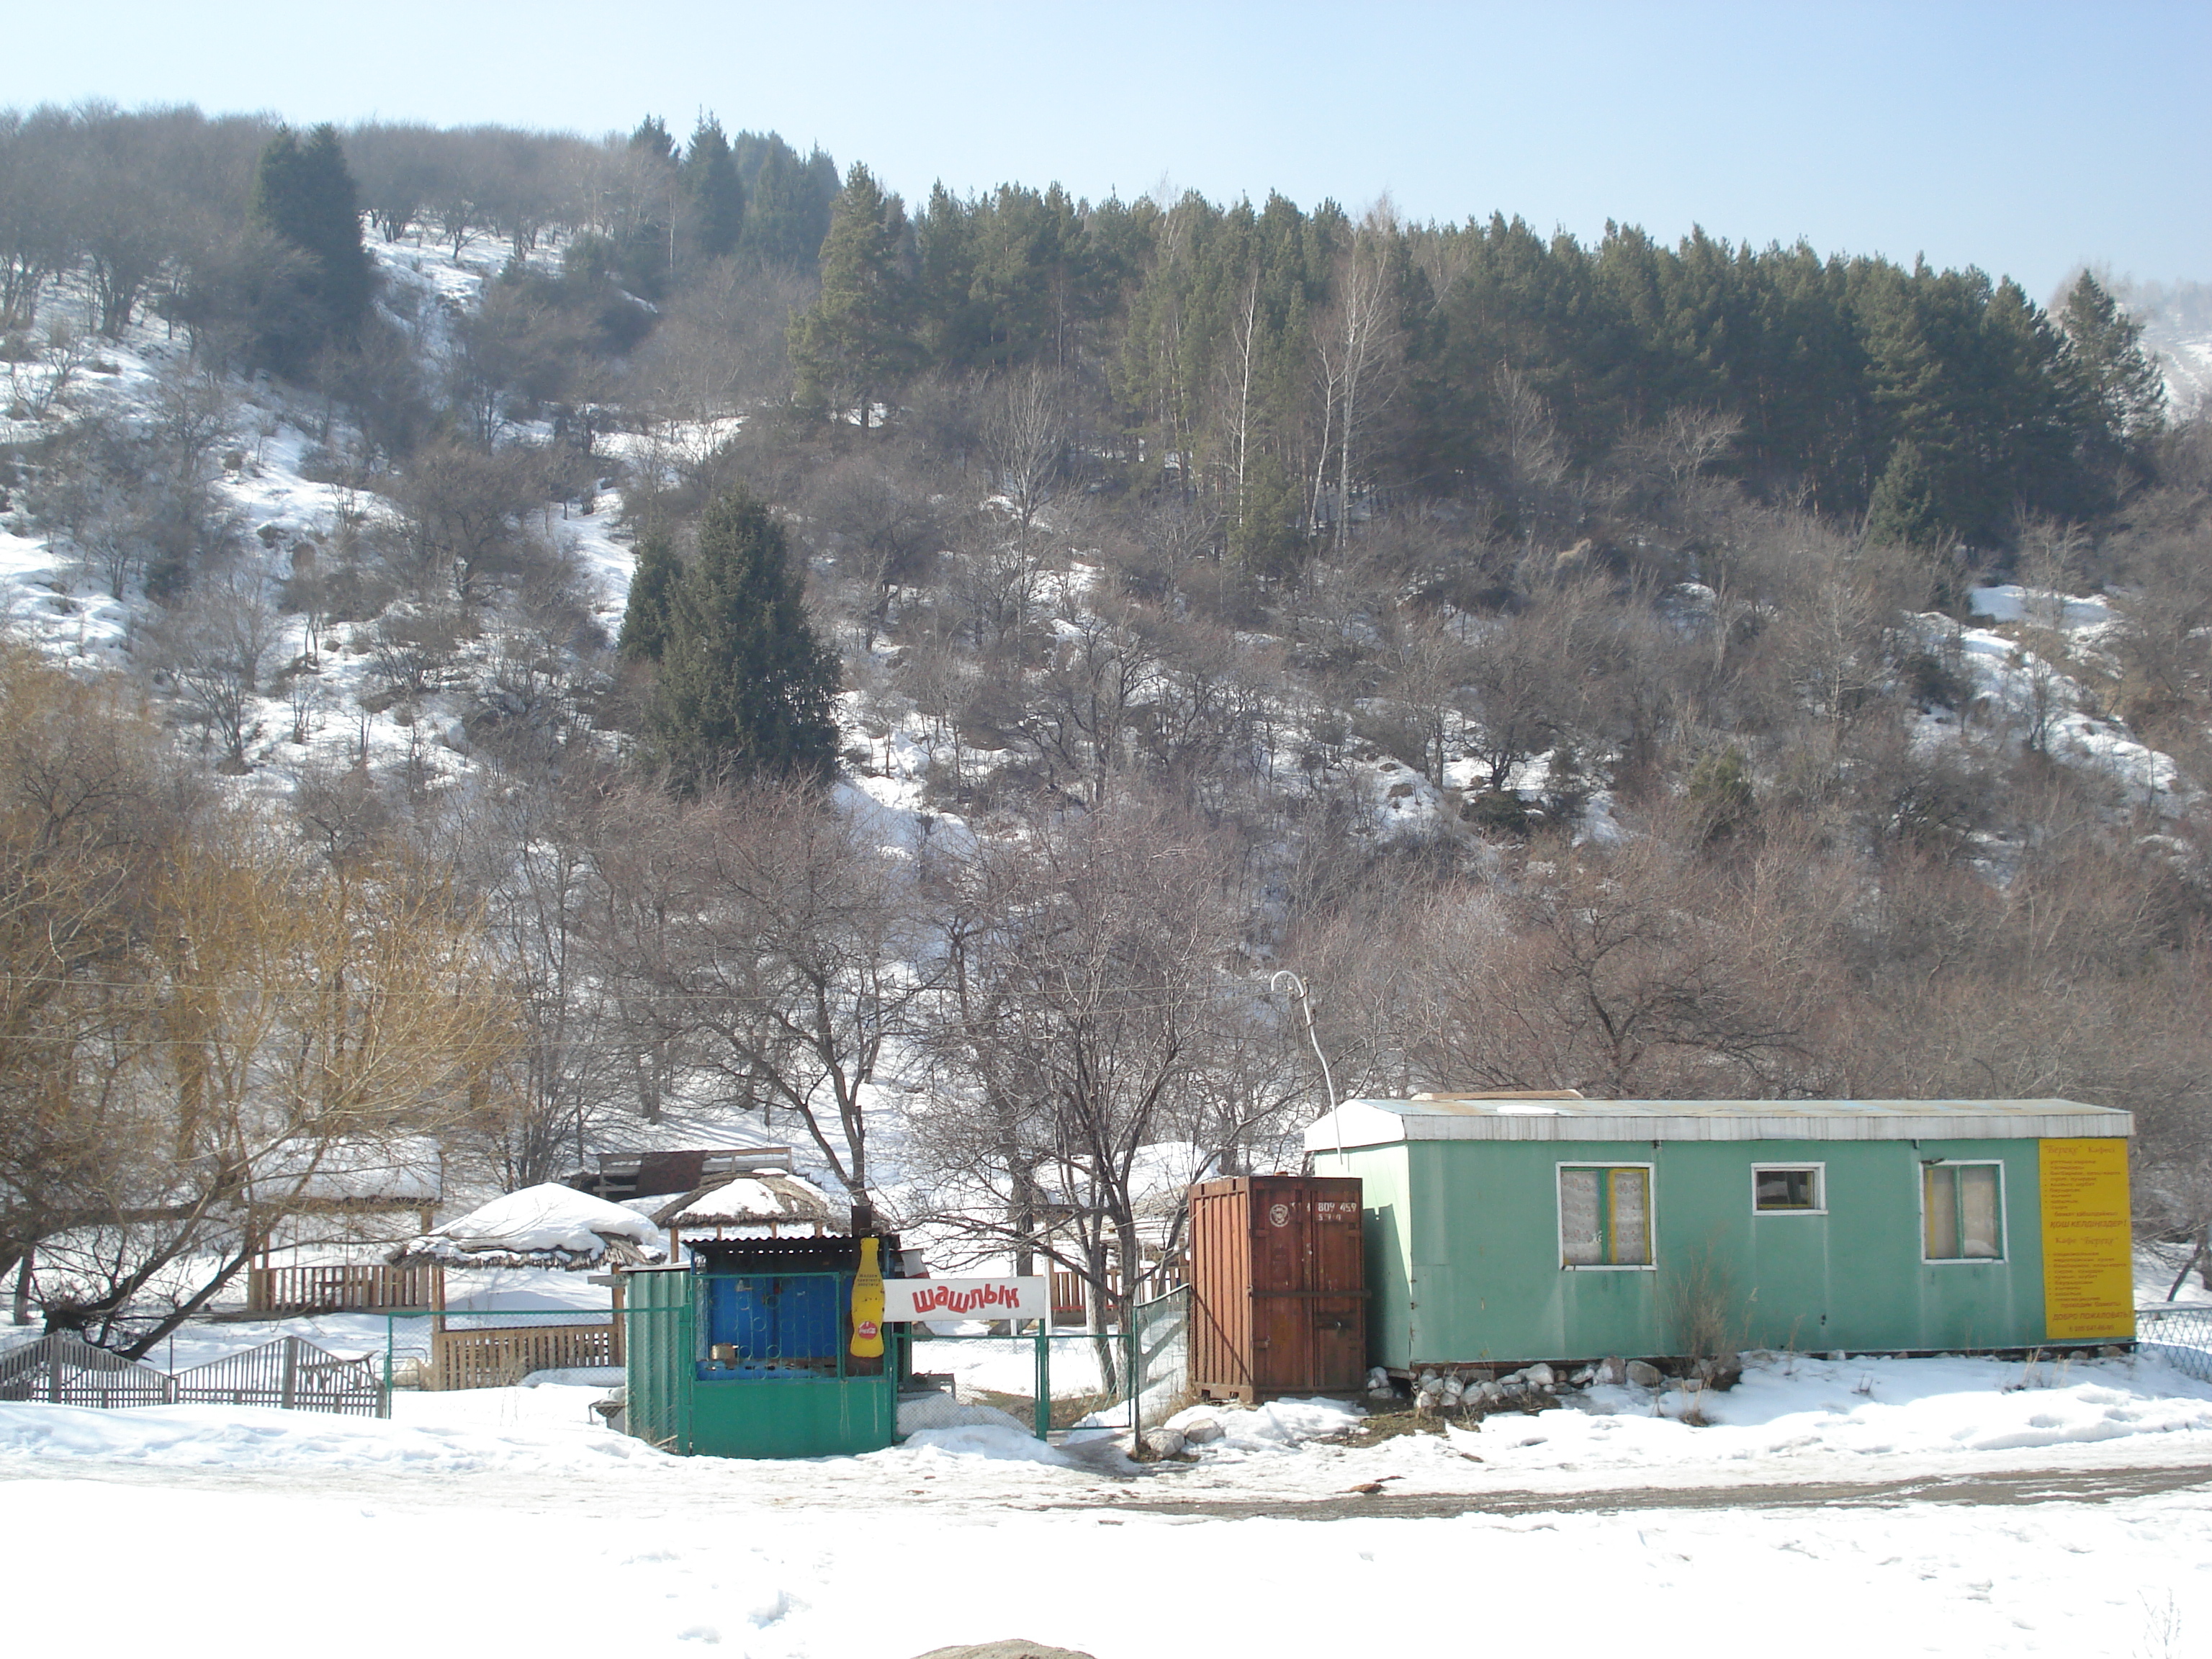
[5, 108, 2212, 1346]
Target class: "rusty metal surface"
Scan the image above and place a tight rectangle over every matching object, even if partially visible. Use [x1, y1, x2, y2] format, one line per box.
[1189, 1176, 1365, 1400]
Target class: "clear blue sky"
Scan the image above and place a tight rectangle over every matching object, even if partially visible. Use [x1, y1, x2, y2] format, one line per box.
[11, 1, 2208, 302]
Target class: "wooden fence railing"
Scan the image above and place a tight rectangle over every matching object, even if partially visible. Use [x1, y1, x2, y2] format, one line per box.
[247, 1264, 443, 1316]
[428, 1321, 620, 1391]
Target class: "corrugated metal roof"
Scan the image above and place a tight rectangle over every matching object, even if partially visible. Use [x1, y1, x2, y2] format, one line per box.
[1304, 1096, 2132, 1150]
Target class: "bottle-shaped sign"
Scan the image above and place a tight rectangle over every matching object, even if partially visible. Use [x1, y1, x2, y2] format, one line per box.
[850, 1235, 885, 1358]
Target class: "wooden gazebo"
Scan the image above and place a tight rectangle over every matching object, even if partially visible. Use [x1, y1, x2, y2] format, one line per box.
[652, 1171, 848, 1256]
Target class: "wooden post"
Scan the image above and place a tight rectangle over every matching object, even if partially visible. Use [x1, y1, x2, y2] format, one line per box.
[610, 1274, 626, 1366]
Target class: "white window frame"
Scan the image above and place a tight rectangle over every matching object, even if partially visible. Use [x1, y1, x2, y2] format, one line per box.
[1918, 1159, 2007, 1264]
[1556, 1161, 1658, 1272]
[1750, 1162, 1826, 1216]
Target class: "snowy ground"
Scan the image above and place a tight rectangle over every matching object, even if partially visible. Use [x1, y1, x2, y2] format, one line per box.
[1915, 585, 2197, 817]
[6, 1349, 2212, 1656]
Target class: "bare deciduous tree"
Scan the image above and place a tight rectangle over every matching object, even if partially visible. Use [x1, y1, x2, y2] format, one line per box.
[598, 782, 930, 1202]
[914, 795, 1280, 1340]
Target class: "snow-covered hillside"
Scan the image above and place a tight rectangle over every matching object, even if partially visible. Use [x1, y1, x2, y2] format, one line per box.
[0, 235, 639, 795]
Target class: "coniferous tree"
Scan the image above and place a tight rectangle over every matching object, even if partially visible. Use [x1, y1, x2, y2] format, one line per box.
[248, 124, 372, 372]
[683, 117, 745, 262]
[1865, 437, 1946, 550]
[736, 135, 834, 273]
[2061, 272, 2165, 455]
[253, 125, 371, 323]
[788, 165, 918, 431]
[617, 532, 682, 662]
[629, 115, 674, 163]
[646, 487, 840, 788]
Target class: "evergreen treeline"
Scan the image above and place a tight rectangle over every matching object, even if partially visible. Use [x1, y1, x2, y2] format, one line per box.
[781, 188, 2159, 558]
[1, 102, 2161, 559]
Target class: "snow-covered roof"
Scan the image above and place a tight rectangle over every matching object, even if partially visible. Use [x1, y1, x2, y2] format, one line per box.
[655, 1172, 845, 1229]
[248, 1137, 442, 1205]
[1305, 1095, 2132, 1151]
[390, 1183, 667, 1270]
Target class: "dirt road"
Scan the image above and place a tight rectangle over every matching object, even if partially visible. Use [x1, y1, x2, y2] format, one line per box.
[1078, 1460, 2212, 1521]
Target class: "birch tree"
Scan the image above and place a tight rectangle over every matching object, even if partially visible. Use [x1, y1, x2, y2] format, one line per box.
[1310, 202, 1403, 548]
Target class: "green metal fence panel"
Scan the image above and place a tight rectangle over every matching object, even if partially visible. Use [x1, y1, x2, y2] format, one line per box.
[623, 1267, 693, 1454]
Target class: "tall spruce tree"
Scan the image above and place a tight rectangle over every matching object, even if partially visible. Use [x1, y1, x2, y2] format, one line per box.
[1864, 437, 1946, 550]
[646, 487, 840, 789]
[787, 164, 917, 429]
[683, 117, 745, 262]
[736, 136, 832, 273]
[629, 115, 675, 162]
[617, 532, 682, 662]
[2061, 272, 2165, 455]
[248, 124, 372, 371]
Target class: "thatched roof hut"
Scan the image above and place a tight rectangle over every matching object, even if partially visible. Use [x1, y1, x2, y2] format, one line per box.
[390, 1182, 667, 1271]
[652, 1171, 847, 1244]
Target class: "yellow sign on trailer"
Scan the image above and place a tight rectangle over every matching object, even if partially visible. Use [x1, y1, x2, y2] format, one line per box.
[2040, 1138, 2135, 1342]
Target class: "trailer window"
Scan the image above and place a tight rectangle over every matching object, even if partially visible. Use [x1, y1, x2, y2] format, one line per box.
[1923, 1163, 2003, 1261]
[1559, 1166, 1653, 1268]
[1753, 1165, 1824, 1213]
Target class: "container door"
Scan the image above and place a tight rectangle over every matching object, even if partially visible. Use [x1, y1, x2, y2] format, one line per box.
[1249, 1184, 1309, 1393]
[1309, 1186, 1367, 1389]
[1309, 1298, 1366, 1390]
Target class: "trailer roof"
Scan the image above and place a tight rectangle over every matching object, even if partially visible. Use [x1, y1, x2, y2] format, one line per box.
[1304, 1095, 2132, 1150]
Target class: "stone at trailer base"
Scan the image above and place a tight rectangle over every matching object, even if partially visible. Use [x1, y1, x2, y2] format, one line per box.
[1524, 1362, 1556, 1387]
[1596, 1355, 1627, 1386]
[1694, 1355, 1743, 1391]
[1140, 1427, 1187, 1457]
[1625, 1359, 1663, 1388]
[1367, 1366, 1390, 1388]
[1179, 1415, 1225, 1444]
[910, 1642, 1098, 1659]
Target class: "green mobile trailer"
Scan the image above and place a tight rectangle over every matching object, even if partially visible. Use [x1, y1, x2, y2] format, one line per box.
[1306, 1095, 2134, 1372]
[622, 1238, 899, 1459]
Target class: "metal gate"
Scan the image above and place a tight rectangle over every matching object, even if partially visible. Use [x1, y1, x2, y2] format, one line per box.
[0, 1332, 385, 1416]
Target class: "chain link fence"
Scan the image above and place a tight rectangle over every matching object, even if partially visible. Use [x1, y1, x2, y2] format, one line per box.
[896, 1285, 1192, 1439]
[2136, 1305, 2212, 1382]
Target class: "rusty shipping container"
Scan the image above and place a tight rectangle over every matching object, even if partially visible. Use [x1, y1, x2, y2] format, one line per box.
[1188, 1175, 1365, 1401]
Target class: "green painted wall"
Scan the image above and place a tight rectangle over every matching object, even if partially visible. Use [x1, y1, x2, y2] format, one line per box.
[621, 1265, 896, 1457]
[1318, 1136, 2058, 1367]
[686, 1371, 896, 1457]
